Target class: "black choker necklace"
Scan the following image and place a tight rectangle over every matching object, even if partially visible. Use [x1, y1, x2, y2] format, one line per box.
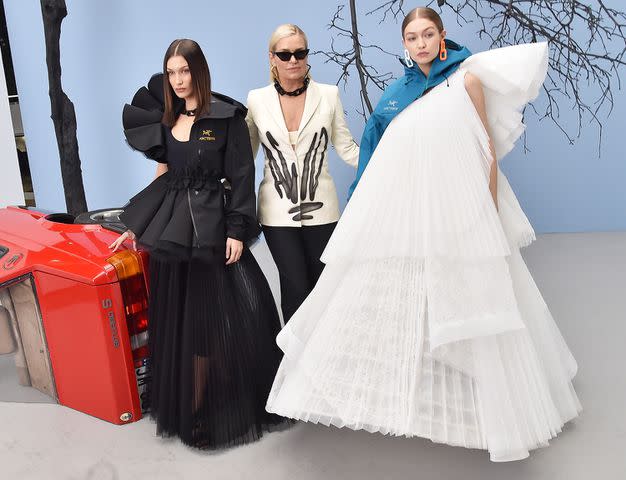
[274, 76, 310, 97]
[183, 108, 197, 117]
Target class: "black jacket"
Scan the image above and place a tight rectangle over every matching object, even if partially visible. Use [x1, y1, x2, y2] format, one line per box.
[120, 73, 260, 249]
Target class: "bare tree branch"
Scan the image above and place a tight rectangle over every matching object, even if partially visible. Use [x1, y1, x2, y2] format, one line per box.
[319, 0, 626, 151]
[438, 0, 626, 148]
[367, 0, 407, 23]
[313, 1, 396, 119]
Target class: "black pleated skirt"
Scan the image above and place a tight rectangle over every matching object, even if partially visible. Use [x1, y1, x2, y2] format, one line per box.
[147, 241, 287, 449]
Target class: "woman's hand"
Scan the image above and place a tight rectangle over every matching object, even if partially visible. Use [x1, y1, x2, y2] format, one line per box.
[108, 230, 136, 252]
[489, 148, 499, 212]
[225, 237, 243, 265]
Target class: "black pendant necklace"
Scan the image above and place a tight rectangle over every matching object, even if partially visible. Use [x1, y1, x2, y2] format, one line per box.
[274, 76, 310, 97]
[183, 108, 197, 117]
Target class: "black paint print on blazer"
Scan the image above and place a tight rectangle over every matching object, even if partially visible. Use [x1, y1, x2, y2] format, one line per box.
[263, 128, 328, 222]
[263, 131, 298, 202]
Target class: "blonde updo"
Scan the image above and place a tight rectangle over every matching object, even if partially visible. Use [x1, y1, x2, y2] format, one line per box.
[268, 23, 309, 83]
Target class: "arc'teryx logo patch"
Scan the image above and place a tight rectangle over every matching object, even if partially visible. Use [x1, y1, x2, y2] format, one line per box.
[199, 129, 215, 141]
[383, 99, 399, 111]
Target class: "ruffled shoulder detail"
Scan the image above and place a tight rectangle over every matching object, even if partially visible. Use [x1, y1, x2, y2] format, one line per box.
[461, 42, 549, 161]
[122, 73, 167, 160]
[122, 74, 249, 161]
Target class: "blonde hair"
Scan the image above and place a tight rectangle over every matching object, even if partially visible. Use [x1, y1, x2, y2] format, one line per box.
[268, 23, 309, 83]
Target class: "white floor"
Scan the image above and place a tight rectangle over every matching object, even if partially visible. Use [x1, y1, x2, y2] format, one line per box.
[1, 233, 625, 480]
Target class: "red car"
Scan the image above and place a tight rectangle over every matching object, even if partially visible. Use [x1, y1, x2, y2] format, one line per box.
[0, 205, 150, 425]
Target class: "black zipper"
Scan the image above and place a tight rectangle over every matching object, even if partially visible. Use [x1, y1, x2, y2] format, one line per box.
[187, 121, 202, 247]
[187, 188, 200, 247]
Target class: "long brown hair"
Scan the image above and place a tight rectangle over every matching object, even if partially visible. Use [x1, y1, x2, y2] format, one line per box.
[401, 7, 444, 37]
[162, 39, 211, 126]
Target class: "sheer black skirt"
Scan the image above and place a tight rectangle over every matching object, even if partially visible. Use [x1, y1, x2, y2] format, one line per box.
[147, 241, 287, 449]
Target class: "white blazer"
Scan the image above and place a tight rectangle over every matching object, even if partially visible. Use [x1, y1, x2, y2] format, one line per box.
[246, 80, 359, 227]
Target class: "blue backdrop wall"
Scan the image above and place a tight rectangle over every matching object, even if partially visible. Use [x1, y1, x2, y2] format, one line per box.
[4, 0, 626, 232]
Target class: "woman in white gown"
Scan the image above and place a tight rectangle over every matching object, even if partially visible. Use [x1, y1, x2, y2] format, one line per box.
[265, 7, 582, 462]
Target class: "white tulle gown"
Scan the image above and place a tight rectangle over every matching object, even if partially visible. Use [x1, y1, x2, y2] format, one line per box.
[265, 43, 581, 462]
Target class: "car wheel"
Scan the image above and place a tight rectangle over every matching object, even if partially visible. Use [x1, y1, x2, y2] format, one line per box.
[74, 208, 124, 225]
[74, 208, 127, 234]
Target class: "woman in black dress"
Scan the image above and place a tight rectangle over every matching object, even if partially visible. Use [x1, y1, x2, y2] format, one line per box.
[109, 39, 285, 449]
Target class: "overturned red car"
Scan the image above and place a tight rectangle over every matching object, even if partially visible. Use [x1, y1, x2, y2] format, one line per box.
[0, 205, 150, 425]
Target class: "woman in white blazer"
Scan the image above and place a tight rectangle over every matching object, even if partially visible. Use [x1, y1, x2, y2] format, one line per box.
[246, 24, 359, 323]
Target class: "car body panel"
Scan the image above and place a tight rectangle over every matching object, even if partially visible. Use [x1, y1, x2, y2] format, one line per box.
[0, 206, 149, 425]
[0, 206, 122, 286]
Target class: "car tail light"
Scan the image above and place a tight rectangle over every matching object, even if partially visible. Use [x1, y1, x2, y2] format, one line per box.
[107, 250, 151, 412]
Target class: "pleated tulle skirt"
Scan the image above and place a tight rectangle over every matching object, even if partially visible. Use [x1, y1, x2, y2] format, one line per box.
[266, 43, 581, 461]
[148, 242, 286, 449]
[267, 252, 581, 461]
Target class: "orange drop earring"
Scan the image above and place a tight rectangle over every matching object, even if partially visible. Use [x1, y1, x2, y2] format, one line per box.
[439, 39, 448, 61]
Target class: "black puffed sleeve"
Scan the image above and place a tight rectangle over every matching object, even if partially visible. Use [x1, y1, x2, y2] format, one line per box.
[122, 74, 167, 162]
[223, 112, 262, 242]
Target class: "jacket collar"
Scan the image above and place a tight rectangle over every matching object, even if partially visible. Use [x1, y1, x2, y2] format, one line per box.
[264, 79, 320, 144]
[297, 79, 321, 137]
[175, 91, 246, 121]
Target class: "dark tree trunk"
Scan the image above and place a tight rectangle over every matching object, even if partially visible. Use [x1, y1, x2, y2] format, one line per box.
[349, 0, 374, 115]
[40, 0, 87, 215]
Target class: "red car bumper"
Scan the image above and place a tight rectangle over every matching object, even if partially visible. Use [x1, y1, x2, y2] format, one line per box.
[0, 206, 150, 425]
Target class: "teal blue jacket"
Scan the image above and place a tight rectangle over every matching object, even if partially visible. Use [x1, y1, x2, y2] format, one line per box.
[349, 40, 472, 198]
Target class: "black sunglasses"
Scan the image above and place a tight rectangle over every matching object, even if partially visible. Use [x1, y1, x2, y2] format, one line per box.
[273, 49, 309, 61]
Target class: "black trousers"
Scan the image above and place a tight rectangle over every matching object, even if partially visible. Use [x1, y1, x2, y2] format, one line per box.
[263, 222, 337, 323]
